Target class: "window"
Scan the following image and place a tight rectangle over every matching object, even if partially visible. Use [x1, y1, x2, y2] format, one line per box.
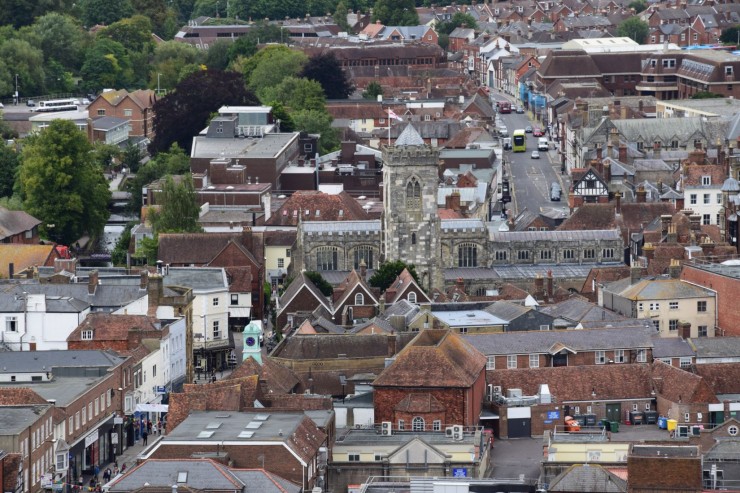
[596, 350, 606, 364]
[584, 249, 595, 259]
[412, 417, 425, 431]
[458, 243, 478, 267]
[424, 114, 431, 121]
[75, 412, 79, 430]
[672, 140, 679, 149]
[540, 250, 552, 260]
[684, 413, 691, 423]
[495, 251, 508, 261]
[636, 349, 647, 363]
[717, 193, 723, 204]
[97, 109, 106, 116]
[680, 357, 691, 369]
[213, 320, 220, 338]
[703, 214, 710, 225]
[379, 118, 385, 124]
[316, 247, 338, 271]
[354, 245, 374, 269]
[726, 66, 733, 75]
[68, 417, 73, 435]
[517, 251, 530, 261]
[94, 398, 99, 416]
[348, 453, 360, 462]
[398, 420, 405, 430]
[697, 301, 707, 312]
[81, 330, 93, 340]
[649, 302, 660, 311]
[230, 294, 238, 305]
[507, 355, 517, 369]
[152, 365, 156, 377]
[563, 249, 575, 260]
[638, 302, 644, 311]
[632, 403, 639, 411]
[669, 319, 679, 331]
[662, 59, 676, 68]
[529, 354, 539, 368]
[374, 453, 383, 461]
[5, 316, 17, 332]
[540, 325, 549, 331]
[407, 292, 417, 304]
[277, 258, 284, 268]
[694, 33, 698, 41]
[703, 193, 710, 204]
[487, 356, 495, 370]
[124, 109, 133, 117]
[602, 248, 614, 259]
[354, 293, 364, 305]
[690, 194, 697, 205]
[433, 420, 441, 431]
[670, 301, 678, 310]
[698, 325, 708, 337]
[458, 327, 468, 334]
[212, 297, 219, 306]
[405, 178, 421, 209]
[614, 349, 625, 363]
[702, 176, 711, 186]
[286, 248, 291, 258]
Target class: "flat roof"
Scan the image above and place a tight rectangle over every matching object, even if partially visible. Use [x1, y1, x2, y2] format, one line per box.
[334, 427, 479, 447]
[631, 445, 699, 457]
[191, 132, 298, 160]
[164, 267, 227, 291]
[685, 260, 740, 280]
[0, 405, 51, 435]
[164, 411, 309, 442]
[658, 98, 740, 117]
[432, 309, 507, 327]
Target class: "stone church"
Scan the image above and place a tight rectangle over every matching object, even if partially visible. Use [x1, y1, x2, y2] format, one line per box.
[293, 124, 624, 293]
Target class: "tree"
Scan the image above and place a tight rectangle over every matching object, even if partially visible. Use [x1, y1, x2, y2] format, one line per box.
[149, 69, 260, 154]
[18, 120, 111, 245]
[43, 60, 75, 94]
[362, 81, 383, 100]
[690, 91, 724, 99]
[150, 175, 202, 233]
[261, 77, 326, 111]
[268, 101, 295, 132]
[151, 41, 203, 90]
[333, 0, 351, 32]
[369, 260, 419, 292]
[720, 25, 740, 45]
[80, 38, 133, 92]
[0, 39, 46, 97]
[127, 144, 190, 214]
[0, 143, 19, 198]
[291, 109, 340, 154]
[245, 46, 308, 101]
[300, 52, 354, 99]
[192, 0, 226, 18]
[90, 143, 122, 172]
[372, 0, 419, 25]
[80, 0, 134, 27]
[0, 0, 68, 29]
[436, 12, 478, 35]
[111, 222, 134, 265]
[98, 15, 155, 53]
[130, 0, 172, 37]
[617, 17, 649, 44]
[627, 0, 648, 13]
[121, 142, 143, 173]
[204, 41, 231, 71]
[305, 271, 333, 297]
[32, 13, 89, 71]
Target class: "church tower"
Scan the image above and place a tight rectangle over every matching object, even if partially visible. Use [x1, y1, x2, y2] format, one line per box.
[382, 124, 442, 291]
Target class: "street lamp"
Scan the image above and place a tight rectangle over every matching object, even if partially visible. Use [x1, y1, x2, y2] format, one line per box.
[14, 74, 18, 105]
[157, 74, 162, 95]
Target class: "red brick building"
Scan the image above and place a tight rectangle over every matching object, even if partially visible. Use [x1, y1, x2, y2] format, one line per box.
[67, 313, 161, 352]
[87, 89, 157, 139]
[681, 260, 740, 336]
[373, 329, 487, 429]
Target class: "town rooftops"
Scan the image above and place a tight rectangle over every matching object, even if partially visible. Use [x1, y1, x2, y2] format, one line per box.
[191, 132, 299, 159]
[334, 427, 480, 447]
[605, 277, 715, 300]
[163, 267, 228, 291]
[432, 309, 507, 328]
[0, 405, 52, 436]
[0, 207, 41, 239]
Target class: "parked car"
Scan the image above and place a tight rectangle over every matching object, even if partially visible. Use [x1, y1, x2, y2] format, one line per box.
[525, 125, 533, 133]
[531, 150, 540, 159]
[26, 100, 35, 107]
[550, 182, 561, 201]
[533, 127, 544, 137]
[516, 106, 524, 114]
[82, 98, 90, 105]
[499, 126, 509, 136]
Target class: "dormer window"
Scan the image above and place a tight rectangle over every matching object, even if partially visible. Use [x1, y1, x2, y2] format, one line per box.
[355, 293, 364, 305]
[702, 176, 711, 186]
[82, 330, 93, 340]
[726, 66, 733, 75]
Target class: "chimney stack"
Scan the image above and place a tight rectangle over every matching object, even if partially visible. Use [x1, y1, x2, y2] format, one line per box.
[148, 274, 164, 316]
[643, 242, 655, 260]
[88, 270, 99, 295]
[359, 259, 367, 279]
[618, 144, 628, 162]
[140, 270, 149, 290]
[596, 144, 602, 160]
[689, 214, 701, 232]
[630, 265, 642, 285]
[661, 214, 672, 238]
[546, 270, 553, 301]
[615, 191, 622, 214]
[667, 224, 678, 243]
[534, 274, 545, 299]
[669, 259, 682, 279]
[636, 184, 647, 203]
[603, 161, 611, 182]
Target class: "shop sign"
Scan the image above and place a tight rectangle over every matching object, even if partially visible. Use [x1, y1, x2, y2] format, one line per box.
[84, 429, 99, 448]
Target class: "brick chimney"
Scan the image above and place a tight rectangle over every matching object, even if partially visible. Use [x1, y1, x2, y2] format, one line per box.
[596, 144, 603, 160]
[653, 141, 661, 158]
[669, 259, 682, 279]
[700, 236, 715, 257]
[615, 191, 622, 214]
[689, 214, 701, 232]
[359, 259, 367, 279]
[667, 224, 678, 243]
[534, 274, 545, 299]
[643, 242, 655, 260]
[630, 265, 642, 285]
[636, 184, 647, 203]
[546, 269, 553, 301]
[680, 320, 691, 340]
[456, 277, 465, 292]
[661, 215, 672, 238]
[148, 274, 164, 316]
[88, 270, 99, 295]
[241, 226, 254, 252]
[140, 270, 149, 290]
[446, 191, 462, 212]
[618, 144, 627, 162]
[603, 161, 611, 182]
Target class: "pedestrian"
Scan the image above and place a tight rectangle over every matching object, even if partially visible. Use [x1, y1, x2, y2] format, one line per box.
[121, 463, 127, 473]
[113, 466, 119, 476]
[157, 419, 162, 435]
[211, 375, 216, 383]
[147, 420, 152, 434]
[142, 430, 148, 445]
[94, 464, 100, 479]
[152, 421, 157, 435]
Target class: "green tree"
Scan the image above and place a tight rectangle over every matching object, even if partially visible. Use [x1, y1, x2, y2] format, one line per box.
[90, 143, 122, 172]
[18, 120, 111, 245]
[372, 0, 418, 25]
[43, 60, 75, 94]
[305, 270, 333, 297]
[245, 45, 308, 100]
[617, 17, 649, 44]
[720, 25, 740, 45]
[121, 142, 143, 173]
[204, 40, 232, 71]
[80, 38, 133, 92]
[291, 109, 340, 154]
[0, 39, 46, 97]
[369, 260, 419, 292]
[80, 0, 135, 27]
[627, 0, 648, 13]
[130, 0, 172, 37]
[261, 77, 326, 111]
[151, 41, 203, 90]
[299, 52, 354, 99]
[98, 15, 155, 53]
[135, 235, 159, 264]
[111, 222, 134, 265]
[150, 175, 202, 233]
[362, 81, 383, 100]
[32, 13, 89, 71]
[436, 12, 478, 35]
[334, 0, 351, 32]
[149, 69, 260, 154]
[0, 143, 19, 198]
[0, 113, 17, 140]
[268, 101, 295, 132]
[127, 144, 190, 214]
[192, 0, 226, 18]
[690, 91, 724, 99]
[0, 0, 69, 29]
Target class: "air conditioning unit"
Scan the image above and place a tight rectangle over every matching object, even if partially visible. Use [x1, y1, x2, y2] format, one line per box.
[355, 424, 362, 429]
[453, 425, 464, 441]
[493, 385, 502, 395]
[507, 388, 523, 398]
[677, 425, 689, 438]
[445, 426, 455, 438]
[381, 421, 392, 436]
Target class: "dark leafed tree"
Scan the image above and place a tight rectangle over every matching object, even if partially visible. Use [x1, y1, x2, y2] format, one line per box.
[369, 260, 420, 293]
[372, 0, 418, 26]
[299, 52, 354, 100]
[149, 69, 260, 154]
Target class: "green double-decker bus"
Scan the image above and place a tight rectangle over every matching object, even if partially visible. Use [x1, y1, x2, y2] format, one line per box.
[512, 129, 526, 152]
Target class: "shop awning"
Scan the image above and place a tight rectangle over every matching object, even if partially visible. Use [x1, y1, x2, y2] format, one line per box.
[229, 307, 251, 318]
[135, 404, 168, 413]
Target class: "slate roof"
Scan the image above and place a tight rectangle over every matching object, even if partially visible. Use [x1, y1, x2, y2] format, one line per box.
[483, 300, 532, 321]
[651, 337, 695, 359]
[463, 326, 653, 355]
[373, 329, 486, 388]
[274, 334, 393, 360]
[107, 459, 244, 492]
[163, 267, 228, 291]
[539, 297, 625, 323]
[605, 277, 714, 300]
[0, 208, 41, 240]
[395, 123, 425, 146]
[0, 350, 125, 373]
[704, 440, 740, 461]
[548, 464, 627, 492]
[690, 338, 740, 358]
[0, 405, 52, 435]
[350, 317, 396, 334]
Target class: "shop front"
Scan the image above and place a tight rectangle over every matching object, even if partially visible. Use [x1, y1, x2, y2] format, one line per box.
[68, 416, 115, 484]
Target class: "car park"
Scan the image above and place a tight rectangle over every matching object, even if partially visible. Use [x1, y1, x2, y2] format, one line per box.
[525, 126, 532, 133]
[531, 150, 540, 159]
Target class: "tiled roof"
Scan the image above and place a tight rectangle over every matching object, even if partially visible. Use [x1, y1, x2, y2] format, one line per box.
[463, 326, 653, 355]
[683, 163, 726, 187]
[558, 204, 617, 231]
[68, 313, 159, 341]
[274, 333, 393, 360]
[548, 464, 627, 492]
[373, 330, 486, 388]
[158, 233, 256, 266]
[0, 208, 41, 239]
[694, 363, 740, 396]
[0, 387, 48, 405]
[229, 356, 301, 394]
[278, 271, 332, 314]
[267, 191, 369, 226]
[0, 245, 56, 278]
[651, 360, 719, 404]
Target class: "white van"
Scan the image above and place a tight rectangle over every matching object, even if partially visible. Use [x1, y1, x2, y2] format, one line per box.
[538, 137, 549, 151]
